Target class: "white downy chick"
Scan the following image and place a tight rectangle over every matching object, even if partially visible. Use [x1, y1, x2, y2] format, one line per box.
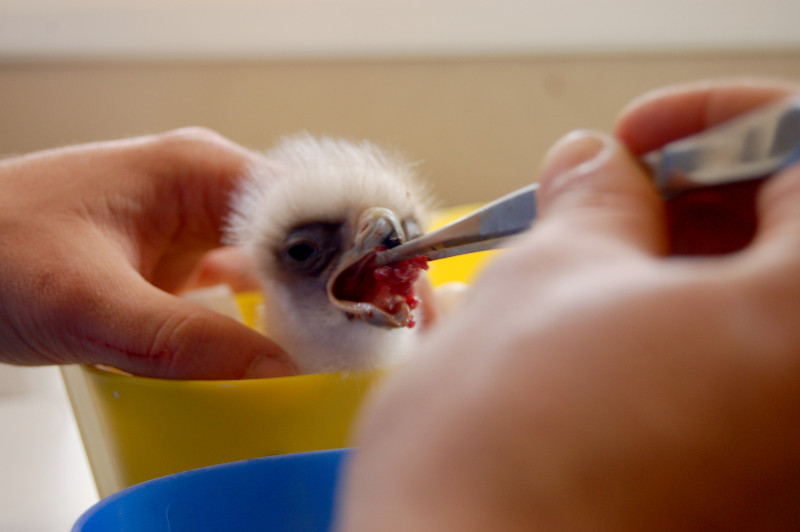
[226, 134, 435, 374]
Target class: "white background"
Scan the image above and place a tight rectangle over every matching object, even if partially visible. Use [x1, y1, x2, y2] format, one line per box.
[2, 0, 800, 59]
[0, 365, 97, 531]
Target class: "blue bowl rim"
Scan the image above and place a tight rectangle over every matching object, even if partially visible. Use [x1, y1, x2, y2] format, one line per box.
[72, 448, 352, 531]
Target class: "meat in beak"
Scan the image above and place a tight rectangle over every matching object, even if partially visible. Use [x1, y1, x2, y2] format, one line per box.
[327, 208, 428, 328]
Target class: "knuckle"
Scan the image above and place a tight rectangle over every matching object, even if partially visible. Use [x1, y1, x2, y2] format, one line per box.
[148, 127, 233, 165]
[146, 310, 209, 377]
[159, 126, 227, 146]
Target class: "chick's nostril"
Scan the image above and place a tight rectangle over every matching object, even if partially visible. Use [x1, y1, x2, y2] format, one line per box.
[382, 232, 402, 249]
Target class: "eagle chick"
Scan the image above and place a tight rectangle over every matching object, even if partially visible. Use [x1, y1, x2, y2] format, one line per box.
[226, 134, 436, 374]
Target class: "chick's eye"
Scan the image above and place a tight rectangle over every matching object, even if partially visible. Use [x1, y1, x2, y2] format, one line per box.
[278, 222, 342, 277]
[286, 242, 317, 262]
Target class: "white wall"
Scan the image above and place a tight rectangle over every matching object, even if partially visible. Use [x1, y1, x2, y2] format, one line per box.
[2, 0, 800, 59]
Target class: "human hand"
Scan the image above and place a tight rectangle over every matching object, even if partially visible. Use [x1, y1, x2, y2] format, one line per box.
[337, 80, 800, 530]
[186, 245, 263, 293]
[617, 79, 800, 255]
[0, 128, 296, 379]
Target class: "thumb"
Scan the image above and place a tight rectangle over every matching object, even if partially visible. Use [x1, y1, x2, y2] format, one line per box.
[78, 273, 297, 380]
[754, 161, 800, 252]
[536, 130, 668, 256]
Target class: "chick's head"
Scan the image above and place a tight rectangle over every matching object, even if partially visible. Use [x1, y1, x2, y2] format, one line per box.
[226, 134, 435, 373]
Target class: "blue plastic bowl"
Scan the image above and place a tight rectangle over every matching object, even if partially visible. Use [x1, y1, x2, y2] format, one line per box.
[73, 449, 350, 532]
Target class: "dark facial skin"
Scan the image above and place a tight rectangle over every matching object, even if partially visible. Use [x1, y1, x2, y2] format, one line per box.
[275, 218, 422, 280]
[277, 222, 345, 279]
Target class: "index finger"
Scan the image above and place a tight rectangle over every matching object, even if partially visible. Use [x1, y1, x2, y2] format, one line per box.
[100, 128, 265, 292]
[614, 79, 799, 156]
[135, 127, 265, 245]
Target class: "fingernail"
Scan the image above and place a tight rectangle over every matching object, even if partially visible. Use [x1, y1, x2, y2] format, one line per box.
[539, 130, 615, 192]
[245, 354, 298, 379]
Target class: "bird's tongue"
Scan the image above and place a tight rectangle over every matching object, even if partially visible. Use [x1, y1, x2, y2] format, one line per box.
[331, 251, 429, 328]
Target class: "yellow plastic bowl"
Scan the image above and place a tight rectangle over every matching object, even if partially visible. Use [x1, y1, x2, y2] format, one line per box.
[63, 205, 497, 497]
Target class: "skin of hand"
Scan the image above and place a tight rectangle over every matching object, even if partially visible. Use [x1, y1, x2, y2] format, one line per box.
[187, 245, 263, 293]
[336, 80, 800, 531]
[0, 128, 296, 379]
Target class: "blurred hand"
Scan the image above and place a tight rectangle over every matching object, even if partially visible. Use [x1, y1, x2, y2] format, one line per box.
[0, 128, 295, 379]
[337, 80, 800, 531]
[616, 79, 800, 254]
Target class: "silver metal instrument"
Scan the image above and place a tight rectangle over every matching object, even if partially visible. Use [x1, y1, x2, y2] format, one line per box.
[376, 95, 800, 265]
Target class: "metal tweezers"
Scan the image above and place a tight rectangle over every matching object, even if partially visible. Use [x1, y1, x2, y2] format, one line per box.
[376, 94, 800, 266]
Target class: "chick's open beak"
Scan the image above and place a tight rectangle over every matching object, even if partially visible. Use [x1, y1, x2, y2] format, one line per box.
[327, 208, 427, 328]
